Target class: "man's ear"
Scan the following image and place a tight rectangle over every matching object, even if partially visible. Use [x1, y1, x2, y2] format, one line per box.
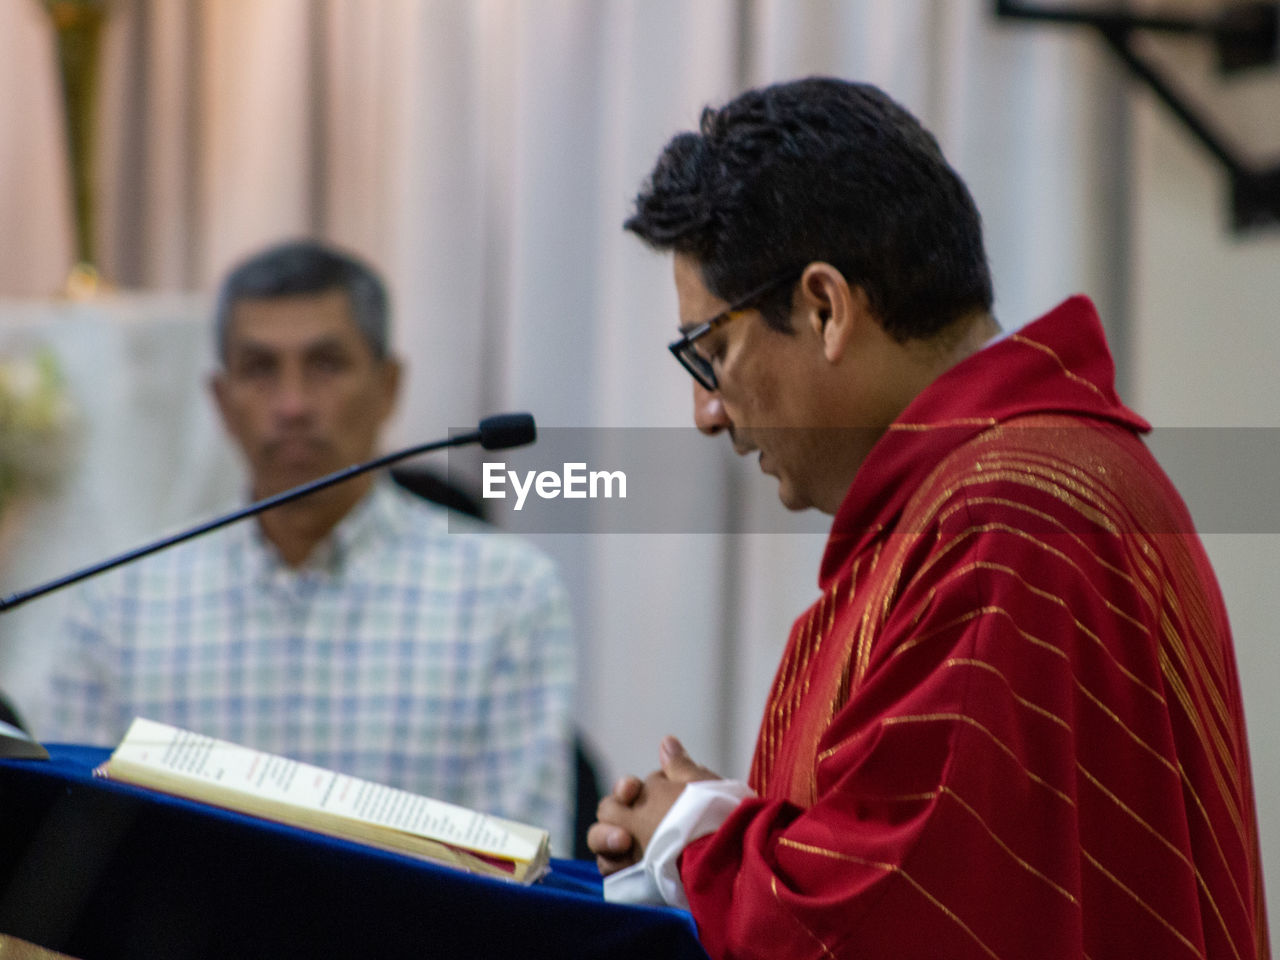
[378, 356, 403, 421]
[797, 262, 868, 364]
[209, 371, 232, 431]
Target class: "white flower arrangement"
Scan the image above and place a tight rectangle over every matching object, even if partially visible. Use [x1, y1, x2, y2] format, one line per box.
[0, 348, 79, 508]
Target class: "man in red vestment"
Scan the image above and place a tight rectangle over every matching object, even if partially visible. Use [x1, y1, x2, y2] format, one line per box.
[588, 77, 1269, 960]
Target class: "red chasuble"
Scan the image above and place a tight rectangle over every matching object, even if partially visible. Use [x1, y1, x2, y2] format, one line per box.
[680, 297, 1269, 960]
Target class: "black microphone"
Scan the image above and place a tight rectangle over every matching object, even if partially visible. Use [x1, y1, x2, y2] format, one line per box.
[475, 412, 536, 450]
[0, 413, 537, 614]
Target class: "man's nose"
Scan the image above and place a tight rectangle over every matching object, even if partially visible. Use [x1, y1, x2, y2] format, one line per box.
[272, 368, 314, 421]
[693, 381, 729, 435]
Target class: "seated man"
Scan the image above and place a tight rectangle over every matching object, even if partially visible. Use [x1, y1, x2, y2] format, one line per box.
[590, 78, 1268, 959]
[43, 240, 576, 853]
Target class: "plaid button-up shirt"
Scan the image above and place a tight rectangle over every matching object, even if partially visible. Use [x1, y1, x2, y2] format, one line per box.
[45, 481, 576, 853]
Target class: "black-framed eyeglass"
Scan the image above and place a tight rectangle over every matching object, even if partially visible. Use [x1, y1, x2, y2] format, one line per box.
[667, 272, 800, 391]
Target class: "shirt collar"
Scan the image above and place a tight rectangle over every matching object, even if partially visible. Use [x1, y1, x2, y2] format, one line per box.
[241, 479, 404, 579]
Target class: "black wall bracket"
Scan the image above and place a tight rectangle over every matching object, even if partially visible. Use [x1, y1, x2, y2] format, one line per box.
[995, 0, 1280, 231]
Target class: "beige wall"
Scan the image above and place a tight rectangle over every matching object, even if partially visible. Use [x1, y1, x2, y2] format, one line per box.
[1128, 37, 1280, 931]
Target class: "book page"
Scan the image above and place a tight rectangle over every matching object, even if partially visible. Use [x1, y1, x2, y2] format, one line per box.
[109, 718, 540, 862]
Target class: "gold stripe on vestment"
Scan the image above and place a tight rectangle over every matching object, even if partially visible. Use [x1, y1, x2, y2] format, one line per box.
[853, 536, 906, 687]
[936, 483, 1157, 604]
[889, 417, 998, 431]
[926, 461, 1122, 536]
[1176, 757, 1258, 945]
[880, 712, 1074, 807]
[938, 785, 1078, 903]
[893, 588, 1165, 707]
[930, 522, 1152, 635]
[968, 444, 1134, 515]
[1159, 648, 1249, 852]
[759, 558, 868, 796]
[769, 875, 839, 959]
[1161, 606, 1236, 762]
[943, 657, 1071, 730]
[934, 495, 1163, 629]
[1164, 541, 1231, 684]
[1010, 334, 1109, 401]
[776, 838, 1002, 959]
[1077, 763, 1246, 960]
[1081, 849, 1205, 957]
[1073, 678, 1178, 775]
[893, 604, 1067, 664]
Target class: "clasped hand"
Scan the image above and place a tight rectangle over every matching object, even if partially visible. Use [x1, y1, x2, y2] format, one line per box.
[587, 734, 720, 876]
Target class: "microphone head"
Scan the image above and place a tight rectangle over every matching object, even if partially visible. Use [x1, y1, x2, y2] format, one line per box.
[478, 412, 537, 450]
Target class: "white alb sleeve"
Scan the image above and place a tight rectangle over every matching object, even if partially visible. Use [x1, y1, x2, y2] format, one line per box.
[602, 779, 754, 910]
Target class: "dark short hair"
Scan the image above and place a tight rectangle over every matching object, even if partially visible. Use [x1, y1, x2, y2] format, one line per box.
[214, 240, 390, 361]
[625, 77, 993, 341]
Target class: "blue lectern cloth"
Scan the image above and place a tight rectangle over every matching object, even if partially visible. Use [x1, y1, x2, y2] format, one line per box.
[0, 744, 708, 960]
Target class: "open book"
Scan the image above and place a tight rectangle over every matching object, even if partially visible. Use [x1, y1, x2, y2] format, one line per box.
[95, 717, 551, 884]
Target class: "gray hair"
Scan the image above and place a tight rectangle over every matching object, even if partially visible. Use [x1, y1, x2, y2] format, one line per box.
[214, 240, 390, 361]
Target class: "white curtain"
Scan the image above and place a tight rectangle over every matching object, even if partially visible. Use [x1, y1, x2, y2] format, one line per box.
[11, 9, 1274, 914]
[0, 0, 1127, 772]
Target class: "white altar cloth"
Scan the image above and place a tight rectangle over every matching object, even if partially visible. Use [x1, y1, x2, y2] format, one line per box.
[0, 293, 242, 734]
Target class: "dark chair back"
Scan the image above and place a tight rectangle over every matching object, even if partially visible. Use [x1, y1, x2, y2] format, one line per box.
[573, 736, 605, 861]
[0, 692, 28, 733]
[389, 465, 487, 520]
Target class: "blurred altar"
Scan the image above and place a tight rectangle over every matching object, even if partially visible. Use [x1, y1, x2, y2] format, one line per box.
[0, 293, 241, 733]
